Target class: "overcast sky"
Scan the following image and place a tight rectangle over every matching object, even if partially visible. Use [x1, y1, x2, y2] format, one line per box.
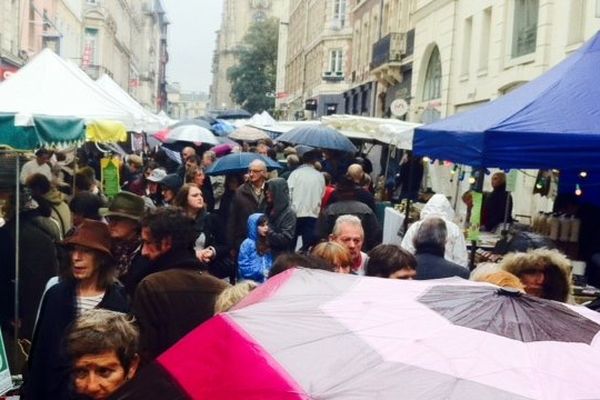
[165, 2, 223, 94]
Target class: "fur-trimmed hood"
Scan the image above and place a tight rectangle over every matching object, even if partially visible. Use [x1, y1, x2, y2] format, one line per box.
[501, 248, 572, 303]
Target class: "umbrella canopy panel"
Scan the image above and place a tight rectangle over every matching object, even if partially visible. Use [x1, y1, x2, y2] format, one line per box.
[157, 125, 218, 145]
[118, 270, 600, 400]
[229, 126, 271, 142]
[276, 124, 358, 153]
[206, 152, 282, 176]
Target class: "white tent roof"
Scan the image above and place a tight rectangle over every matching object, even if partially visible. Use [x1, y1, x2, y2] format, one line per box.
[321, 115, 421, 149]
[96, 74, 165, 132]
[0, 49, 135, 128]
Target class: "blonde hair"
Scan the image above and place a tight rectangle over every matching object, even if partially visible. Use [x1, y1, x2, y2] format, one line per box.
[347, 164, 364, 182]
[214, 281, 258, 313]
[311, 241, 352, 270]
[480, 271, 525, 291]
[470, 262, 502, 282]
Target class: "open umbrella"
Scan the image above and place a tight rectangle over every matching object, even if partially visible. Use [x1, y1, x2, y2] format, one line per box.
[205, 152, 281, 176]
[228, 126, 270, 142]
[169, 118, 212, 130]
[155, 125, 217, 145]
[112, 270, 600, 399]
[211, 109, 252, 120]
[277, 124, 357, 153]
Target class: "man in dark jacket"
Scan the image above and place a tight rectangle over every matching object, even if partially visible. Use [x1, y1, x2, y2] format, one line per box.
[0, 189, 60, 344]
[266, 178, 297, 257]
[228, 159, 268, 251]
[413, 217, 469, 280]
[134, 208, 228, 363]
[99, 191, 151, 298]
[317, 176, 382, 251]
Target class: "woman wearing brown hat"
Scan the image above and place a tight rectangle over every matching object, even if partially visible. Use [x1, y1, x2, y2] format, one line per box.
[24, 219, 129, 400]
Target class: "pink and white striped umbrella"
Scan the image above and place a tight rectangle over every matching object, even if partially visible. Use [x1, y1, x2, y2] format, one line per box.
[113, 269, 600, 400]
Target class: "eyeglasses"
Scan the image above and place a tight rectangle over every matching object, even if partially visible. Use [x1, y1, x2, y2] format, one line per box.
[248, 169, 265, 174]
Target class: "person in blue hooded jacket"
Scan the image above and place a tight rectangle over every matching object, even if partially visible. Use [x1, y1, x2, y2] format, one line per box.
[238, 213, 273, 283]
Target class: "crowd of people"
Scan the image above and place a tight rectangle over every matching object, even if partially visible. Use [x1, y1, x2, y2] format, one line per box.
[0, 140, 583, 399]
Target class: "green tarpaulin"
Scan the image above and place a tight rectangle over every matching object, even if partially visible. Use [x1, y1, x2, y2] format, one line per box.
[0, 113, 84, 150]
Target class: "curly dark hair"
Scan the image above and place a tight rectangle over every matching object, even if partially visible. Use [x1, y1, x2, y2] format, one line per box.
[141, 208, 196, 252]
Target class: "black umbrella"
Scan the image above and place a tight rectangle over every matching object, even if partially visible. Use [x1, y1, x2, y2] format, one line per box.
[277, 124, 358, 153]
[210, 109, 252, 120]
[418, 285, 600, 344]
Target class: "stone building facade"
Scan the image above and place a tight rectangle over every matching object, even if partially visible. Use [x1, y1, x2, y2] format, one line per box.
[0, 0, 22, 79]
[211, 0, 288, 111]
[81, 0, 169, 110]
[283, 0, 353, 119]
[0, 0, 168, 110]
[410, 0, 600, 124]
[277, 0, 600, 121]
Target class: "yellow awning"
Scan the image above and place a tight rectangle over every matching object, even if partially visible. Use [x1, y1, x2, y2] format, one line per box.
[86, 120, 127, 143]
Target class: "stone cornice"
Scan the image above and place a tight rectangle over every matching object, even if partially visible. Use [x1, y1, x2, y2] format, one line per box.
[413, 0, 456, 22]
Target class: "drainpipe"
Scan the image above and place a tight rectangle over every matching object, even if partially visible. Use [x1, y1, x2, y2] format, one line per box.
[372, 0, 385, 117]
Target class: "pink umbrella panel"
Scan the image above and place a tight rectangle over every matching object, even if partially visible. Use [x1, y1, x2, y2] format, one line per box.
[114, 269, 600, 400]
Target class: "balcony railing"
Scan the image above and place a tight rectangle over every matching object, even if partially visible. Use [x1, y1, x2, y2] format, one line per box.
[370, 32, 406, 70]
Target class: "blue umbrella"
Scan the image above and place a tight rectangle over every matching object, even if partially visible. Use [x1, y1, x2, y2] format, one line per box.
[206, 152, 282, 176]
[277, 124, 357, 153]
[211, 119, 236, 137]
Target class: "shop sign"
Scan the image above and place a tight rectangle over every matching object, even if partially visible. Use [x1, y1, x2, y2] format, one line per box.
[0, 67, 17, 81]
[390, 98, 408, 117]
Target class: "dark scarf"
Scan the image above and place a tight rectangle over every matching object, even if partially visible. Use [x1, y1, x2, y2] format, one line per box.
[113, 237, 142, 277]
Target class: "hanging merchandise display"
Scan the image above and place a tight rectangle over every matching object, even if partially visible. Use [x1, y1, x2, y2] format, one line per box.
[101, 156, 122, 199]
[467, 192, 483, 241]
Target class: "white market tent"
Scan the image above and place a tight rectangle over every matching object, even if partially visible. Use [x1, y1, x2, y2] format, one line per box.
[96, 74, 165, 132]
[321, 115, 421, 149]
[248, 111, 277, 127]
[0, 48, 135, 129]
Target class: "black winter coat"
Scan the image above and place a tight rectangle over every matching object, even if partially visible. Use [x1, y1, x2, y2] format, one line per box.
[415, 249, 470, 280]
[266, 178, 297, 257]
[25, 280, 129, 399]
[227, 182, 267, 251]
[317, 200, 382, 251]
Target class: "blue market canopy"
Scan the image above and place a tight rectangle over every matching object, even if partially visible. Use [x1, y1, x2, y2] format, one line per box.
[413, 32, 600, 170]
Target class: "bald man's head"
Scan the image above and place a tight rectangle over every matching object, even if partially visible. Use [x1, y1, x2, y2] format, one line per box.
[182, 147, 196, 163]
[248, 159, 267, 185]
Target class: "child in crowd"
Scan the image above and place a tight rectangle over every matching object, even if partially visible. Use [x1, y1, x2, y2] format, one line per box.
[238, 213, 273, 283]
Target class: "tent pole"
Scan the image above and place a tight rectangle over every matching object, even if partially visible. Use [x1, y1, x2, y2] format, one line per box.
[384, 145, 392, 187]
[502, 180, 511, 234]
[13, 154, 20, 363]
[452, 165, 462, 210]
[469, 169, 485, 270]
[403, 151, 414, 233]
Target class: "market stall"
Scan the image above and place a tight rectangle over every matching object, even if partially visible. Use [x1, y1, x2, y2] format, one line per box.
[413, 31, 600, 274]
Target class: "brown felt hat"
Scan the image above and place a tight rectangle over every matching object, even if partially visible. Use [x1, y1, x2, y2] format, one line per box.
[62, 219, 112, 257]
[99, 191, 145, 221]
